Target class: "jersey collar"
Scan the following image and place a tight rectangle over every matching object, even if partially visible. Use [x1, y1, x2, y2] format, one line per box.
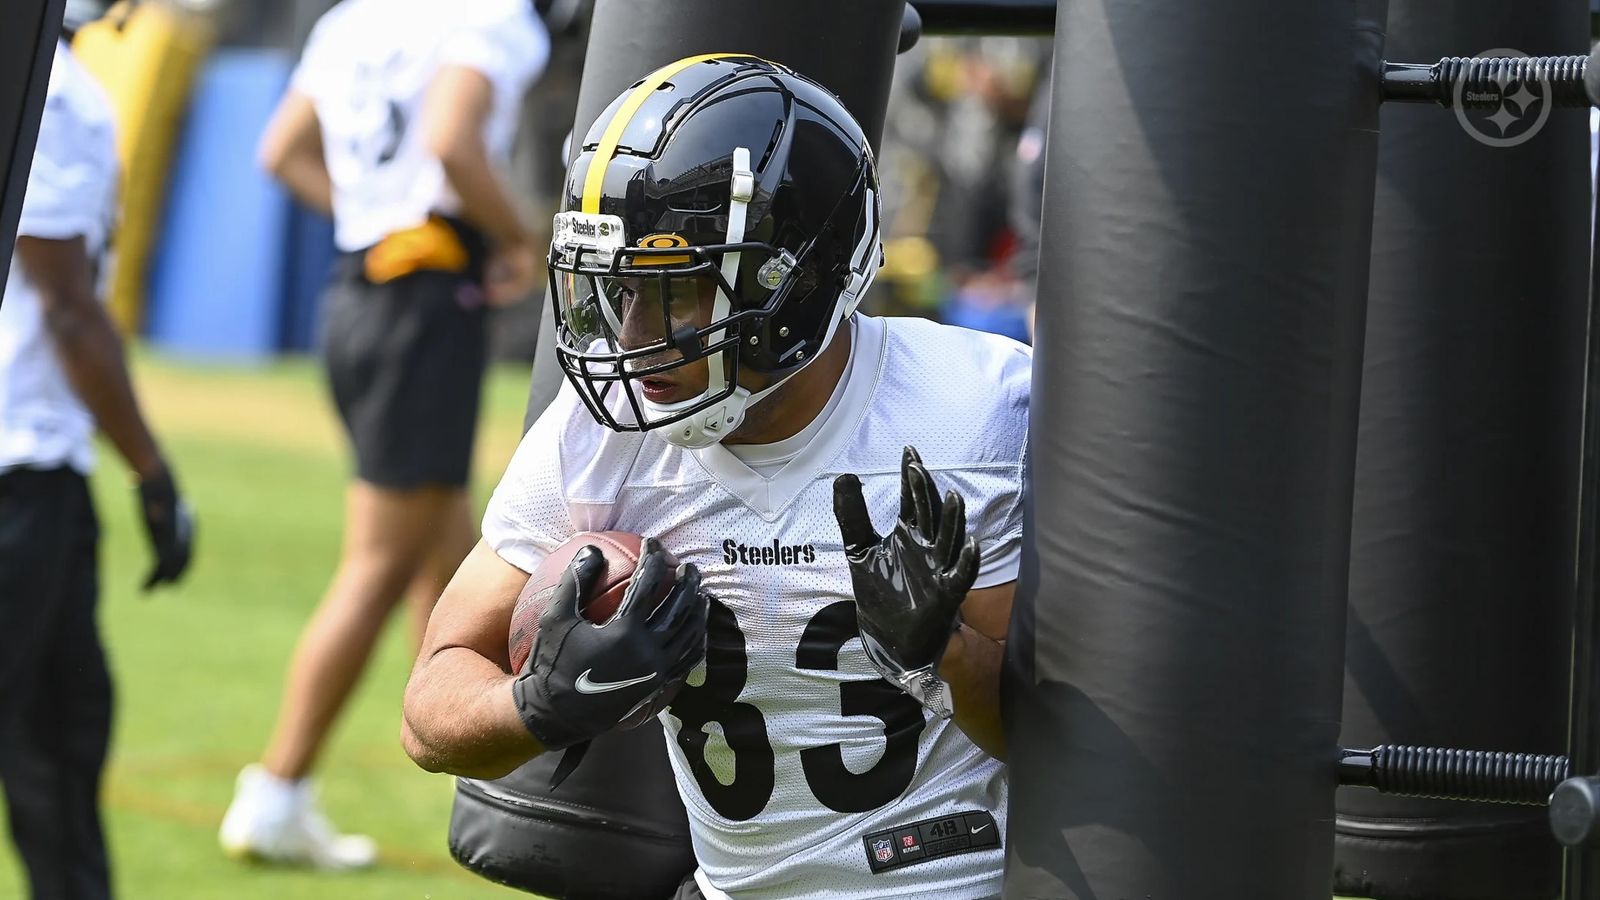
[689, 315, 887, 521]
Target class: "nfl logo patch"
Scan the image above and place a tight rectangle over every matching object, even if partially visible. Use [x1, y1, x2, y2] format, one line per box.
[872, 838, 894, 863]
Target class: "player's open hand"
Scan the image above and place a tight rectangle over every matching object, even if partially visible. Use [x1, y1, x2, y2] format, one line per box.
[833, 446, 979, 717]
[512, 539, 709, 752]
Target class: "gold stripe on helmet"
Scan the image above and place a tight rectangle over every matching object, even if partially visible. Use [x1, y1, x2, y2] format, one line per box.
[581, 53, 742, 215]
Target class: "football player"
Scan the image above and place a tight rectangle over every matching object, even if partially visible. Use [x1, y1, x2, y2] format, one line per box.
[0, 7, 195, 897]
[218, 0, 547, 869]
[403, 55, 1028, 899]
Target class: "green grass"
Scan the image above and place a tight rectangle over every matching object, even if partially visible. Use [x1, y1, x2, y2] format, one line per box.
[0, 351, 533, 899]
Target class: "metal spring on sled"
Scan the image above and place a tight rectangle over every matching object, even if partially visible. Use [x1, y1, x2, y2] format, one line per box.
[1436, 55, 1588, 109]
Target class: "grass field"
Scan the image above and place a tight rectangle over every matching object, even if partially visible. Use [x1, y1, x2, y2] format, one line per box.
[0, 350, 534, 899]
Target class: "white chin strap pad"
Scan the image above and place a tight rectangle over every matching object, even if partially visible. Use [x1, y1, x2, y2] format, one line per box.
[838, 185, 881, 320]
[814, 184, 882, 361]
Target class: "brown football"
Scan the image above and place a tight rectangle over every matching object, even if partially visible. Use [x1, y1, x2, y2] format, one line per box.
[506, 531, 675, 673]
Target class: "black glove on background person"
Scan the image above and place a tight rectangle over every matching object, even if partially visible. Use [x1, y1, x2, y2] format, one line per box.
[138, 466, 195, 590]
[513, 539, 709, 752]
[833, 446, 980, 718]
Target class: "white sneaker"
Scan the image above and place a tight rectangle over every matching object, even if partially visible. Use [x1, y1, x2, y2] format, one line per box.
[219, 764, 378, 870]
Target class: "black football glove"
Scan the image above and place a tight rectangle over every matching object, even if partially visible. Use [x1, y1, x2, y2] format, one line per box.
[833, 445, 979, 719]
[512, 538, 709, 753]
[137, 467, 194, 591]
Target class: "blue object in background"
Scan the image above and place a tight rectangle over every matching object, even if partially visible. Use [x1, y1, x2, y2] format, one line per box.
[146, 49, 296, 358]
[942, 296, 1033, 345]
[280, 207, 336, 352]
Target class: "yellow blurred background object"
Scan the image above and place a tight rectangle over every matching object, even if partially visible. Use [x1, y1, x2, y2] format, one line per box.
[73, 0, 213, 333]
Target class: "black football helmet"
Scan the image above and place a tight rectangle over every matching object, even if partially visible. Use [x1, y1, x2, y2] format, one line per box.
[548, 54, 882, 448]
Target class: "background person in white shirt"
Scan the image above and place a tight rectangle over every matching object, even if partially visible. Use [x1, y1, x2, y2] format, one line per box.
[0, 16, 195, 900]
[216, 0, 548, 869]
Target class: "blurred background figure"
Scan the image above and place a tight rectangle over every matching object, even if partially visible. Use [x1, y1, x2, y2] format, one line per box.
[865, 34, 1048, 343]
[0, 3, 195, 897]
[1007, 67, 1048, 341]
[215, 0, 547, 869]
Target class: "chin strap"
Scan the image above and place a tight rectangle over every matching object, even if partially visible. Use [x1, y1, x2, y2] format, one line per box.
[705, 147, 754, 401]
[651, 151, 880, 450]
[653, 147, 757, 449]
[842, 184, 882, 318]
[817, 184, 881, 356]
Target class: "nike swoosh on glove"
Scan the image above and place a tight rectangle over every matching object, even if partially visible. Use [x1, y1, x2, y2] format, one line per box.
[512, 538, 709, 752]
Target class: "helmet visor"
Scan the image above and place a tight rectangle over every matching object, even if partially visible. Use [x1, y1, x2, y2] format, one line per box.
[553, 269, 721, 374]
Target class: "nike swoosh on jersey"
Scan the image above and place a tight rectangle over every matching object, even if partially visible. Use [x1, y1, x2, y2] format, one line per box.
[574, 669, 657, 694]
[970, 824, 990, 834]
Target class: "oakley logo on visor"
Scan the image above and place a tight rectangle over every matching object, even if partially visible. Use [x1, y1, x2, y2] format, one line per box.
[638, 233, 692, 266]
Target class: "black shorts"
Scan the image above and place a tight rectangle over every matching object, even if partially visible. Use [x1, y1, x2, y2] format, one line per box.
[320, 259, 488, 489]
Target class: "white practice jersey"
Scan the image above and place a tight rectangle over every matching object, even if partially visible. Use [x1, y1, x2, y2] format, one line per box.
[0, 41, 118, 475]
[484, 315, 1031, 900]
[291, 0, 547, 251]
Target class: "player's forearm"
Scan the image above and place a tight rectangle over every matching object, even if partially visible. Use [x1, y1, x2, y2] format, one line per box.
[270, 151, 333, 217]
[41, 291, 164, 480]
[20, 235, 165, 480]
[437, 139, 529, 247]
[402, 648, 545, 778]
[940, 623, 1007, 761]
